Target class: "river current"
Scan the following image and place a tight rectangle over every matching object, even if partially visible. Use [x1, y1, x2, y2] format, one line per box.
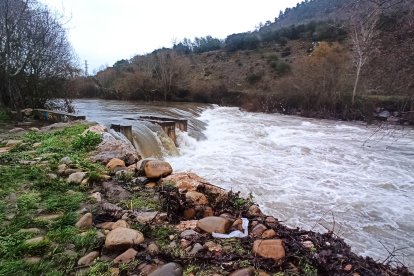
[74, 99, 414, 267]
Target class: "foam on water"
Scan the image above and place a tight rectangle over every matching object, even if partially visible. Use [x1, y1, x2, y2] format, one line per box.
[167, 106, 414, 266]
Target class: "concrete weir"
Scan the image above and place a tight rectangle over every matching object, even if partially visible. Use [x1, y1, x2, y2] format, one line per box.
[32, 109, 86, 122]
[113, 116, 188, 145]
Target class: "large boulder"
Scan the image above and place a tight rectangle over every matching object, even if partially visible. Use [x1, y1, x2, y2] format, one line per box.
[253, 239, 285, 261]
[105, 228, 144, 251]
[197, 216, 231, 234]
[91, 133, 138, 165]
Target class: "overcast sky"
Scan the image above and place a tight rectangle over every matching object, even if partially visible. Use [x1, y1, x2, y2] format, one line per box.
[39, 0, 300, 72]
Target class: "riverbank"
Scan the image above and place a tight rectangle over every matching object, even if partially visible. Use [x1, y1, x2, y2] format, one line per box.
[0, 121, 412, 275]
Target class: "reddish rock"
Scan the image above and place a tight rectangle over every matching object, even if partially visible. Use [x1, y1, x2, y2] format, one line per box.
[78, 251, 99, 266]
[253, 239, 285, 261]
[197, 216, 231, 234]
[251, 224, 267, 237]
[111, 220, 129, 230]
[162, 173, 228, 205]
[113, 248, 138, 264]
[186, 191, 208, 205]
[98, 221, 114, 230]
[106, 158, 126, 171]
[75, 213, 93, 230]
[261, 229, 277, 239]
[144, 161, 173, 179]
[232, 219, 244, 231]
[183, 208, 196, 219]
[248, 205, 262, 217]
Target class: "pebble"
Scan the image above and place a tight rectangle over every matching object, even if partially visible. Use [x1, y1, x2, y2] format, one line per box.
[148, 243, 160, 255]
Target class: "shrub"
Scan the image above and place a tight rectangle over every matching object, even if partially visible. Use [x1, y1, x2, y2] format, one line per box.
[72, 132, 102, 151]
[246, 73, 263, 84]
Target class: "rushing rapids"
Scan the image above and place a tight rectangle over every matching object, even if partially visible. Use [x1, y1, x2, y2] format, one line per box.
[74, 99, 414, 267]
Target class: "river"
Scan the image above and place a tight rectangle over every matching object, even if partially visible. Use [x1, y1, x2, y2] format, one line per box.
[74, 99, 414, 267]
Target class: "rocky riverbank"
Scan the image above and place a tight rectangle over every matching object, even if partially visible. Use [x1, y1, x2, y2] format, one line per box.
[0, 121, 412, 275]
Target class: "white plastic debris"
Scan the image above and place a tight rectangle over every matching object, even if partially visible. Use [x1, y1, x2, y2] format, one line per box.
[212, 218, 249, 238]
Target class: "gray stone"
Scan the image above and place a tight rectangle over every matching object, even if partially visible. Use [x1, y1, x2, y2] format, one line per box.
[91, 134, 138, 165]
[180, 229, 200, 239]
[102, 181, 131, 202]
[67, 172, 87, 184]
[135, 211, 158, 224]
[148, 262, 183, 276]
[189, 243, 203, 255]
[60, 156, 72, 164]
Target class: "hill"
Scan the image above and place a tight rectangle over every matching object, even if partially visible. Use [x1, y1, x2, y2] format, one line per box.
[69, 0, 414, 123]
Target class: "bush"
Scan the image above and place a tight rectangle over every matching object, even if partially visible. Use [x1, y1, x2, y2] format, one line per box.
[72, 132, 102, 151]
[246, 73, 263, 84]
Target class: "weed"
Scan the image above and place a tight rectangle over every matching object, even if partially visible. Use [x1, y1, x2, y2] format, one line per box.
[72, 131, 101, 151]
[300, 259, 318, 276]
[88, 261, 111, 276]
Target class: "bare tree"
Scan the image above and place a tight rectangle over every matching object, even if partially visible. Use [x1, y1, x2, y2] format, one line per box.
[153, 50, 178, 101]
[0, 0, 77, 109]
[348, 0, 404, 105]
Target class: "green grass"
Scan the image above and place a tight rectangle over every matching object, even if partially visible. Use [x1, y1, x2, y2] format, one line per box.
[0, 123, 104, 275]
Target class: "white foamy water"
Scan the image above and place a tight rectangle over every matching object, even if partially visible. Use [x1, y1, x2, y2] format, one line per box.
[167, 106, 414, 267]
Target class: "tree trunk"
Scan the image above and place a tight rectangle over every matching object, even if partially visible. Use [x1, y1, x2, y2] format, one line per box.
[352, 61, 362, 105]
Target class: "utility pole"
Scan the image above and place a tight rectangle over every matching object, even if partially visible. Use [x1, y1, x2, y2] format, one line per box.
[84, 60, 88, 76]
